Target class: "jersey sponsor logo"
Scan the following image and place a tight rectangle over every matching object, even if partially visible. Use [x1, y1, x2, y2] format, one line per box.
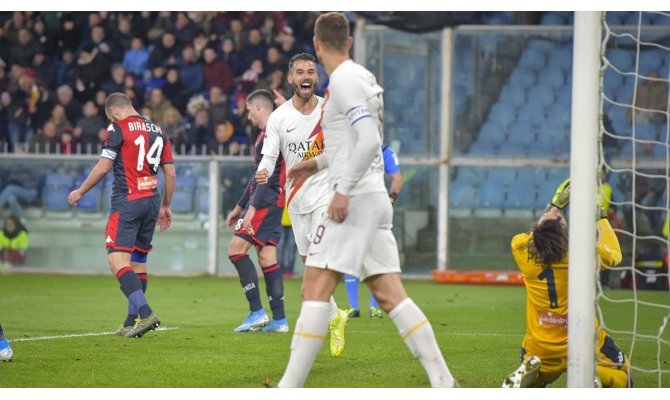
[287, 140, 324, 159]
[127, 121, 163, 134]
[538, 311, 567, 327]
[101, 149, 117, 160]
[137, 176, 158, 191]
[287, 126, 297, 133]
[242, 282, 256, 293]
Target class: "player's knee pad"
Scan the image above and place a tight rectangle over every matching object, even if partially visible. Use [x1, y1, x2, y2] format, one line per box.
[131, 250, 148, 263]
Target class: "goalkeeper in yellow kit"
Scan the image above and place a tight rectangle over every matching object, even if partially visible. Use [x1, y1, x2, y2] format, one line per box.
[502, 179, 632, 388]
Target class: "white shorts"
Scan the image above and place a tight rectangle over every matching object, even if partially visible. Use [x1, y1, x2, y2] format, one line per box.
[290, 203, 328, 256]
[305, 192, 401, 280]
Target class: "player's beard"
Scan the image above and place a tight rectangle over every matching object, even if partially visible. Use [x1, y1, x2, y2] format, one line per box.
[292, 81, 315, 102]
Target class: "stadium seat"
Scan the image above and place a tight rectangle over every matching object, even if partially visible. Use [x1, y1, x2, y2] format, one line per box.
[507, 121, 535, 146]
[518, 48, 546, 71]
[638, 50, 663, 75]
[605, 11, 630, 26]
[73, 174, 102, 212]
[527, 85, 556, 109]
[606, 48, 634, 72]
[504, 180, 537, 210]
[468, 140, 496, 156]
[509, 67, 536, 89]
[499, 84, 526, 108]
[456, 167, 486, 184]
[486, 168, 517, 186]
[541, 12, 567, 25]
[547, 46, 573, 73]
[488, 102, 517, 131]
[624, 11, 653, 26]
[516, 168, 547, 189]
[449, 179, 477, 209]
[479, 120, 507, 146]
[172, 173, 197, 214]
[517, 102, 547, 129]
[475, 179, 506, 210]
[497, 142, 528, 157]
[42, 172, 74, 211]
[541, 66, 565, 91]
[527, 39, 555, 55]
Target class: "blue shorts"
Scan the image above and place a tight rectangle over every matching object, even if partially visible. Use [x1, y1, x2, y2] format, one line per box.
[105, 196, 160, 254]
[234, 204, 282, 248]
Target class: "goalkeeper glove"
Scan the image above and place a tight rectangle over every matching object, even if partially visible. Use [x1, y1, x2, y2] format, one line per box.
[545, 178, 571, 211]
[389, 191, 398, 205]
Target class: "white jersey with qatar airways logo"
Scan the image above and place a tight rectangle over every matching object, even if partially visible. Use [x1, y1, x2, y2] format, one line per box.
[262, 96, 330, 214]
[322, 59, 387, 197]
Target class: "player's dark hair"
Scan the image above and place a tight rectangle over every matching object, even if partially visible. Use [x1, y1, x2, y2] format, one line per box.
[247, 89, 274, 110]
[105, 92, 132, 114]
[529, 218, 568, 269]
[315, 12, 350, 52]
[288, 53, 316, 73]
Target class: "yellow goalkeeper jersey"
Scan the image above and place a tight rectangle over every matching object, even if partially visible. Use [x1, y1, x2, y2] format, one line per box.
[511, 219, 622, 360]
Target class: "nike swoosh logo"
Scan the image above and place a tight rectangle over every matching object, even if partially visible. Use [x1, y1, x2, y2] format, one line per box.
[308, 252, 319, 256]
[287, 127, 297, 133]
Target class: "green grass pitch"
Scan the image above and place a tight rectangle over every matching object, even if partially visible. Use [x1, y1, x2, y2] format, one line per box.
[0, 273, 667, 388]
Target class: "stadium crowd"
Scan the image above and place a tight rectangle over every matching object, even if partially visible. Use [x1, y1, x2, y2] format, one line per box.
[0, 11, 339, 155]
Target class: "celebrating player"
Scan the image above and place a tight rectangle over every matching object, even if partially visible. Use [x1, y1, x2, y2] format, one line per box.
[276, 12, 458, 388]
[225, 89, 287, 333]
[255, 53, 349, 355]
[502, 179, 632, 388]
[68, 92, 175, 338]
[344, 142, 404, 319]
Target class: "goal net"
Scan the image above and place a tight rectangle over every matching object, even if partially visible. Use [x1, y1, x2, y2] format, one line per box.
[599, 11, 670, 387]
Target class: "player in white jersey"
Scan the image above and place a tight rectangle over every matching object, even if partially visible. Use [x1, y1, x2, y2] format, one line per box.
[255, 53, 348, 357]
[276, 12, 458, 388]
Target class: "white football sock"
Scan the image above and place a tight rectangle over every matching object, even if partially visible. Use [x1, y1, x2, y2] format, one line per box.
[277, 301, 330, 388]
[389, 297, 456, 388]
[328, 296, 338, 321]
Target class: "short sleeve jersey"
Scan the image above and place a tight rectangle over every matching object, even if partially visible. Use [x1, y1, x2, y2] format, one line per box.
[382, 144, 400, 175]
[262, 96, 329, 214]
[246, 130, 286, 209]
[321, 60, 387, 197]
[102, 115, 174, 203]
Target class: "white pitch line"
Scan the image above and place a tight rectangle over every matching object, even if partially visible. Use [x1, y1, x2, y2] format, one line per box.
[10, 326, 179, 342]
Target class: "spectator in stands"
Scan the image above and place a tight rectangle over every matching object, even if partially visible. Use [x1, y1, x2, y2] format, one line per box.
[207, 120, 238, 155]
[113, 15, 134, 52]
[19, 67, 55, 130]
[224, 18, 247, 52]
[208, 85, 229, 125]
[32, 17, 55, 59]
[188, 107, 213, 155]
[76, 43, 110, 96]
[93, 90, 108, 119]
[31, 48, 53, 88]
[144, 65, 167, 93]
[2, 90, 32, 148]
[81, 24, 122, 65]
[56, 85, 82, 124]
[147, 88, 173, 127]
[239, 29, 267, 72]
[0, 215, 29, 267]
[178, 45, 204, 96]
[173, 12, 197, 45]
[53, 50, 78, 89]
[202, 47, 235, 94]
[102, 64, 126, 94]
[242, 11, 265, 30]
[55, 14, 81, 56]
[632, 72, 668, 124]
[28, 120, 59, 154]
[162, 107, 189, 155]
[132, 12, 154, 43]
[47, 104, 72, 139]
[9, 28, 40, 67]
[264, 45, 286, 76]
[230, 91, 250, 139]
[73, 100, 105, 153]
[122, 73, 142, 107]
[147, 11, 174, 43]
[122, 37, 149, 80]
[148, 31, 180, 71]
[0, 167, 43, 220]
[220, 37, 245, 77]
[260, 15, 279, 46]
[238, 58, 263, 93]
[162, 67, 188, 114]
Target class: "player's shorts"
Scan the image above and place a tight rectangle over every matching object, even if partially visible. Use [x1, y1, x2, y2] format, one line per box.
[521, 330, 628, 385]
[305, 191, 400, 280]
[105, 195, 160, 254]
[290, 203, 328, 256]
[234, 204, 282, 247]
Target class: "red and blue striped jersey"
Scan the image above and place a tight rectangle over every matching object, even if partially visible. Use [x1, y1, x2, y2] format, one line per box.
[102, 115, 174, 203]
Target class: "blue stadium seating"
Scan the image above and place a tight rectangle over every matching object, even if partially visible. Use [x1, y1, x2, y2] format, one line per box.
[172, 173, 197, 213]
[504, 180, 537, 209]
[518, 48, 546, 71]
[509, 67, 536, 89]
[486, 168, 517, 186]
[499, 84, 526, 108]
[476, 179, 506, 209]
[449, 179, 477, 208]
[479, 120, 506, 146]
[73, 174, 102, 212]
[43, 173, 74, 211]
[517, 102, 547, 128]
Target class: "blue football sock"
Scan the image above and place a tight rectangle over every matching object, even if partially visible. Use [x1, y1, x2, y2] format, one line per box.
[262, 263, 285, 320]
[344, 274, 360, 310]
[369, 291, 380, 309]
